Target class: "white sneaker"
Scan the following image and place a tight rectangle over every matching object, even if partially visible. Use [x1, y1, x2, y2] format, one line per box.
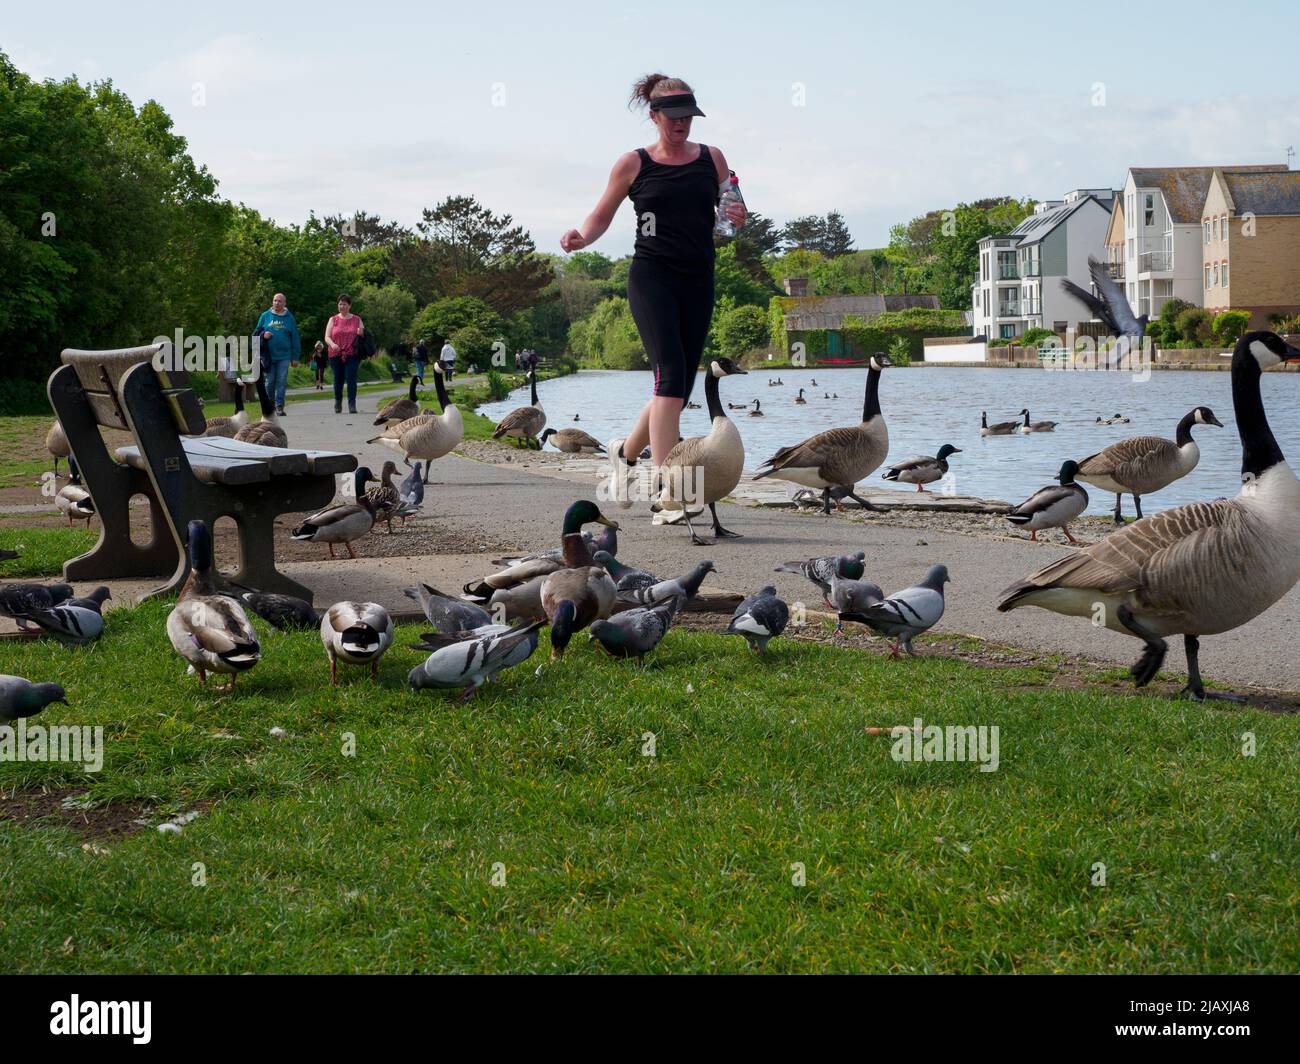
[604, 437, 637, 509]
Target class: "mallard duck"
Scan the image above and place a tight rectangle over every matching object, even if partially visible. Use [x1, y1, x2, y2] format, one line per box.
[0, 675, 67, 721]
[166, 520, 261, 689]
[724, 585, 789, 654]
[999, 332, 1300, 701]
[407, 620, 543, 699]
[364, 461, 402, 533]
[238, 591, 320, 631]
[1017, 409, 1057, 433]
[540, 428, 606, 454]
[841, 564, 949, 657]
[491, 369, 546, 448]
[753, 354, 891, 514]
[367, 363, 463, 483]
[589, 597, 680, 662]
[980, 411, 1018, 437]
[463, 500, 619, 600]
[55, 457, 95, 526]
[1074, 406, 1222, 523]
[22, 586, 110, 645]
[233, 376, 287, 448]
[202, 383, 248, 437]
[490, 522, 617, 569]
[794, 388, 807, 405]
[1006, 460, 1089, 544]
[45, 420, 70, 478]
[686, 401, 701, 410]
[651, 358, 749, 544]
[374, 376, 422, 425]
[320, 601, 393, 684]
[883, 444, 961, 493]
[540, 537, 618, 658]
[291, 468, 376, 558]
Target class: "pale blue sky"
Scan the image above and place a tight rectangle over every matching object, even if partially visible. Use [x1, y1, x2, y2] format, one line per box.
[7, 0, 1299, 253]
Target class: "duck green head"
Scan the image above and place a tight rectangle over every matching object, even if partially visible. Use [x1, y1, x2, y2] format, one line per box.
[550, 600, 577, 658]
[1057, 460, 1081, 484]
[186, 519, 213, 574]
[353, 467, 373, 497]
[562, 500, 620, 536]
[936, 444, 961, 460]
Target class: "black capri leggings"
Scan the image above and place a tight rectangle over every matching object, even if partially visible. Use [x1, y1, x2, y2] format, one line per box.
[626, 258, 715, 403]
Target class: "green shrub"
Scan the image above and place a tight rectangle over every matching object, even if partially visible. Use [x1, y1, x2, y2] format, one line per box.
[1175, 307, 1212, 347]
[0, 377, 54, 416]
[716, 304, 769, 358]
[485, 369, 511, 401]
[1212, 309, 1250, 345]
[886, 335, 912, 366]
[1020, 327, 1057, 347]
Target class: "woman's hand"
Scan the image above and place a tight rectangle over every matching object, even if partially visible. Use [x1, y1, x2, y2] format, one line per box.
[327, 340, 339, 352]
[560, 229, 587, 252]
[725, 203, 747, 228]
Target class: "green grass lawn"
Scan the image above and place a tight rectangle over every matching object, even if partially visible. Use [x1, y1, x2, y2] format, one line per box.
[1, 598, 1295, 973]
[0, 523, 97, 579]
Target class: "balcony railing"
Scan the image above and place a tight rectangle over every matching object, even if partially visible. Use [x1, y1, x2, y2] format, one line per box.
[998, 266, 1019, 280]
[1106, 262, 1124, 279]
[997, 303, 1020, 317]
[1139, 250, 1173, 272]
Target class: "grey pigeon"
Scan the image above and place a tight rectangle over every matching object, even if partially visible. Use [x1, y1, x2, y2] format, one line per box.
[0, 549, 19, 562]
[0, 582, 74, 630]
[399, 463, 425, 507]
[725, 585, 789, 654]
[1060, 257, 1148, 365]
[239, 591, 320, 631]
[589, 597, 681, 661]
[24, 586, 110, 644]
[408, 621, 543, 699]
[0, 674, 67, 721]
[775, 551, 866, 599]
[403, 583, 492, 634]
[828, 570, 885, 633]
[490, 524, 618, 569]
[618, 560, 715, 607]
[593, 550, 656, 595]
[842, 564, 949, 656]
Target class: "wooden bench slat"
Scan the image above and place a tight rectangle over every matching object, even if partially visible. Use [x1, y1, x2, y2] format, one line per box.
[114, 445, 271, 486]
[185, 437, 309, 475]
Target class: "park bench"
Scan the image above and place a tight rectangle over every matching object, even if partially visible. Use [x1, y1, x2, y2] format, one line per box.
[47, 343, 356, 602]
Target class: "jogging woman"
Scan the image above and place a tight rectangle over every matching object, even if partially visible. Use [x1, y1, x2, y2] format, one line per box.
[560, 73, 744, 507]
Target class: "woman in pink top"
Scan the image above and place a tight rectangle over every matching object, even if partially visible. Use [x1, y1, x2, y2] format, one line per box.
[324, 294, 365, 413]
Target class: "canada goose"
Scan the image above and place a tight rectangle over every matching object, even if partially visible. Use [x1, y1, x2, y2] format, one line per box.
[650, 358, 749, 545]
[540, 428, 606, 454]
[1111, 413, 1131, 424]
[55, 457, 95, 526]
[291, 467, 377, 558]
[1061, 257, 1149, 366]
[374, 376, 422, 425]
[0, 675, 67, 721]
[320, 601, 393, 684]
[728, 402, 748, 411]
[233, 376, 287, 448]
[832, 392, 839, 399]
[725, 585, 789, 655]
[998, 331, 1300, 701]
[367, 362, 464, 484]
[45, 420, 70, 478]
[166, 520, 261, 689]
[981, 411, 1018, 437]
[1018, 409, 1057, 433]
[363, 461, 402, 533]
[753, 354, 892, 514]
[1006, 460, 1089, 544]
[1075, 406, 1223, 524]
[589, 597, 681, 662]
[202, 384, 248, 437]
[492, 370, 546, 448]
[794, 388, 807, 405]
[883, 444, 961, 493]
[823, 393, 830, 399]
[840, 564, 949, 657]
[810, 378, 817, 386]
[574, 414, 581, 422]
[747, 399, 764, 417]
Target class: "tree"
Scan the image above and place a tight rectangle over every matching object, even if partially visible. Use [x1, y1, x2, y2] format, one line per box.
[409, 295, 504, 351]
[820, 211, 855, 257]
[354, 283, 417, 354]
[320, 211, 411, 252]
[716, 304, 769, 357]
[564, 251, 614, 279]
[714, 243, 775, 308]
[1212, 309, 1250, 345]
[782, 215, 826, 252]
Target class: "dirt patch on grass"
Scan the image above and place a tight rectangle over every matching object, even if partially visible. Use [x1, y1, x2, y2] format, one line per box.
[0, 785, 154, 840]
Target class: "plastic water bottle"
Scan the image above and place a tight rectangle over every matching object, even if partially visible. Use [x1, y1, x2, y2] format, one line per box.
[714, 172, 743, 240]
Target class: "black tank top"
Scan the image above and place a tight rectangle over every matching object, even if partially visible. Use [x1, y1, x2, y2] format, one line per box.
[628, 143, 719, 274]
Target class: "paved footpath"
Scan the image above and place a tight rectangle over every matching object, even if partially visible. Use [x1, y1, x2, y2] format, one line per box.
[263, 381, 1300, 695]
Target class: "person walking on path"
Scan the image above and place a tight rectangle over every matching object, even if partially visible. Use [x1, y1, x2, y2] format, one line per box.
[414, 339, 429, 384]
[254, 292, 301, 416]
[324, 293, 366, 414]
[312, 341, 328, 389]
[560, 73, 744, 507]
[439, 338, 456, 381]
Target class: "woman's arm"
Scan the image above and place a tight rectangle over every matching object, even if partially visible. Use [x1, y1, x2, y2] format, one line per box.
[708, 146, 747, 229]
[560, 152, 640, 252]
[325, 316, 337, 352]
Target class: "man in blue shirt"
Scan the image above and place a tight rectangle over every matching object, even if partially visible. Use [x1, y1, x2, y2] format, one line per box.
[253, 292, 300, 415]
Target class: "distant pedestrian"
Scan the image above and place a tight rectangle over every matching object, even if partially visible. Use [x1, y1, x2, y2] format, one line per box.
[254, 292, 300, 416]
[440, 338, 457, 381]
[414, 339, 429, 384]
[325, 294, 366, 414]
[312, 342, 328, 389]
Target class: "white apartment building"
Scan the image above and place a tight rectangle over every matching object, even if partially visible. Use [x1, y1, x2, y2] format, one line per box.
[970, 189, 1117, 340]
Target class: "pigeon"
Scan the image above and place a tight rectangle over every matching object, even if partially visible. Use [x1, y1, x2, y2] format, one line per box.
[407, 621, 543, 699]
[827, 569, 885, 633]
[489, 524, 618, 569]
[402, 583, 492, 634]
[617, 560, 715, 607]
[0, 549, 19, 562]
[593, 550, 657, 595]
[239, 591, 320, 631]
[0, 582, 74, 630]
[589, 596, 681, 661]
[841, 564, 949, 657]
[1060, 256, 1149, 366]
[775, 552, 866, 599]
[790, 485, 856, 512]
[0, 674, 67, 721]
[397, 463, 424, 524]
[725, 585, 789, 654]
[23, 586, 111, 645]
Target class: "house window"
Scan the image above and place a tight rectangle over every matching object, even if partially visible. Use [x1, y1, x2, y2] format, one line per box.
[1204, 265, 1211, 288]
[1213, 264, 1220, 287]
[1203, 220, 1210, 245]
[1053, 321, 1068, 331]
[1222, 262, 1229, 287]
[1000, 324, 1016, 339]
[1144, 193, 1155, 226]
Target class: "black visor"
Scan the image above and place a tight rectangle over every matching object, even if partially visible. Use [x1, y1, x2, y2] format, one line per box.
[649, 92, 705, 118]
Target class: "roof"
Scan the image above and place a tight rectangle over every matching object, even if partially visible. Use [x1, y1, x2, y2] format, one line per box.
[1008, 194, 1108, 244]
[783, 293, 939, 331]
[1128, 165, 1287, 223]
[1219, 169, 1300, 216]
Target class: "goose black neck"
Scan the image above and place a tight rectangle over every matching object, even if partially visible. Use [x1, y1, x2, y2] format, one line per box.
[234, 387, 244, 413]
[433, 369, 451, 412]
[862, 367, 882, 423]
[1232, 354, 1284, 477]
[1174, 410, 1197, 447]
[705, 370, 725, 420]
[408, 376, 419, 401]
[529, 373, 539, 406]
